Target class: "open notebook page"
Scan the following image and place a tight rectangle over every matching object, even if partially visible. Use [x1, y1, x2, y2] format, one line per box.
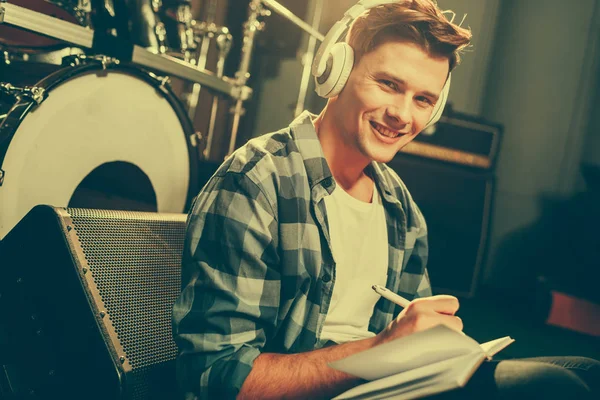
[329, 325, 483, 381]
[333, 352, 483, 399]
[479, 336, 515, 358]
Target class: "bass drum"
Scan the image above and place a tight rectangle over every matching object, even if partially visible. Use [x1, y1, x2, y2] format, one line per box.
[0, 59, 199, 239]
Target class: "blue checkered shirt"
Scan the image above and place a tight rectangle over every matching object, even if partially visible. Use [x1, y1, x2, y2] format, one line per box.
[172, 111, 432, 399]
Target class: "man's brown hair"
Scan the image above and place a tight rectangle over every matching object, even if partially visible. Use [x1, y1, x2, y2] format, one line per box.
[346, 0, 472, 71]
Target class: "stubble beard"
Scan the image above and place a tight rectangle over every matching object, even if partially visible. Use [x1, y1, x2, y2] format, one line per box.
[357, 127, 400, 164]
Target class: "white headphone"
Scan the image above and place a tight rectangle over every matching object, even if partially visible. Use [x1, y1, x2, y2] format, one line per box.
[312, 0, 451, 129]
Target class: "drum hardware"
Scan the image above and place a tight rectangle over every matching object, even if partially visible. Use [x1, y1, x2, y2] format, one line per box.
[2, 47, 86, 65]
[193, 0, 218, 68]
[226, 0, 326, 156]
[260, 0, 324, 42]
[215, 32, 233, 77]
[294, 0, 324, 117]
[185, 21, 230, 119]
[61, 53, 120, 69]
[93, 0, 131, 40]
[227, 0, 270, 157]
[181, 0, 226, 158]
[184, 20, 214, 118]
[203, 27, 232, 159]
[62, 54, 173, 92]
[183, 0, 220, 120]
[141, 0, 196, 62]
[171, 2, 195, 62]
[154, 20, 168, 53]
[0, 83, 45, 190]
[0, 2, 252, 100]
[126, 0, 165, 54]
[101, 0, 116, 18]
[136, 51, 251, 100]
[147, 0, 167, 52]
[74, 0, 92, 26]
[188, 130, 202, 148]
[0, 83, 46, 105]
[70, 53, 119, 69]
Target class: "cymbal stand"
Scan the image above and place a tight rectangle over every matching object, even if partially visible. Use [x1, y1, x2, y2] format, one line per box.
[173, 2, 196, 63]
[295, 0, 324, 117]
[227, 0, 270, 157]
[260, 0, 324, 41]
[186, 0, 218, 118]
[151, 0, 168, 54]
[227, 0, 325, 156]
[203, 29, 232, 159]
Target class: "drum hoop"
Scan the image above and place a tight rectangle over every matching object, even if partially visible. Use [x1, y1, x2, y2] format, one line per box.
[0, 61, 199, 209]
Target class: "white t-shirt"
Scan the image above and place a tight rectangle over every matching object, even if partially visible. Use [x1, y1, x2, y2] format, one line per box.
[320, 181, 389, 344]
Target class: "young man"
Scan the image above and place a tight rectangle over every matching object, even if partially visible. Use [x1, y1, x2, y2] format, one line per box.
[173, 1, 599, 399]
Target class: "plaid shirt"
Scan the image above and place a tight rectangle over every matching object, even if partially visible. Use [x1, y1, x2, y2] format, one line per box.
[172, 111, 432, 399]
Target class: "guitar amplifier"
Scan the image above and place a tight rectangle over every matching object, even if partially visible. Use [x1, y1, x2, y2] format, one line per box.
[389, 111, 503, 297]
[0, 206, 186, 399]
[400, 110, 502, 170]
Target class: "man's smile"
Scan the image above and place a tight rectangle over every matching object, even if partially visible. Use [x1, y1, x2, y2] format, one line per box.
[369, 120, 405, 140]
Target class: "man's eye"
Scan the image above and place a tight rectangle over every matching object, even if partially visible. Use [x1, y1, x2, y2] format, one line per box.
[416, 96, 433, 106]
[381, 80, 397, 91]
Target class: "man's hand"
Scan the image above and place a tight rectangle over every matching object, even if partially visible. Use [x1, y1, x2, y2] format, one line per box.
[375, 295, 463, 345]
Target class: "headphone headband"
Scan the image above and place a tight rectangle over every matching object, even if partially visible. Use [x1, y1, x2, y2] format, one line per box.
[312, 1, 399, 79]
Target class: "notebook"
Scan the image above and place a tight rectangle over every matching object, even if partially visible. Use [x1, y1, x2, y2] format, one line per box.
[330, 324, 514, 400]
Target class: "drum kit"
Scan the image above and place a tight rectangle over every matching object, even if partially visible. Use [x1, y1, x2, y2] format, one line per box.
[0, 0, 325, 240]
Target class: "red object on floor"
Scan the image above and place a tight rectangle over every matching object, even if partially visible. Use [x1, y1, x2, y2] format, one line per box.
[546, 291, 600, 337]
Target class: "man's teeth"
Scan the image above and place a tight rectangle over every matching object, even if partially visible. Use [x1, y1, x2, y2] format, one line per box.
[371, 121, 400, 138]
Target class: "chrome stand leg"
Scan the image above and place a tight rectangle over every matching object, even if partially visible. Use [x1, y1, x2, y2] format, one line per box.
[203, 30, 232, 159]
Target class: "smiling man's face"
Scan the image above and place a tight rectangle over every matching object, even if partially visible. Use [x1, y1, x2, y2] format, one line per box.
[331, 40, 450, 164]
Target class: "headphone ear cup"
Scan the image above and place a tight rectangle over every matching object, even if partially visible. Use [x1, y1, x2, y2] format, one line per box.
[423, 73, 451, 130]
[314, 42, 355, 98]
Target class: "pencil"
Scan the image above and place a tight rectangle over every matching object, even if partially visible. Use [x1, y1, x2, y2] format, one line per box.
[372, 284, 411, 308]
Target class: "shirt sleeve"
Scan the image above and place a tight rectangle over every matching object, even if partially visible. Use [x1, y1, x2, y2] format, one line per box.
[414, 260, 433, 298]
[408, 204, 433, 299]
[172, 171, 280, 399]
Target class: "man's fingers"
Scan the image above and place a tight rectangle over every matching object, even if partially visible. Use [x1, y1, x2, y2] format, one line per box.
[410, 295, 460, 315]
[440, 314, 463, 332]
[409, 311, 463, 333]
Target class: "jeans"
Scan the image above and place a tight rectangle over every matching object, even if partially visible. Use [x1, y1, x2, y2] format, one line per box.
[428, 356, 600, 399]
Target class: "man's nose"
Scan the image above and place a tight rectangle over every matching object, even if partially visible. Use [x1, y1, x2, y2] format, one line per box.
[386, 98, 411, 127]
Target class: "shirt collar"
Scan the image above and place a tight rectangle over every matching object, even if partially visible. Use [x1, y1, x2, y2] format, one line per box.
[367, 162, 397, 203]
[289, 111, 334, 190]
[289, 111, 398, 204]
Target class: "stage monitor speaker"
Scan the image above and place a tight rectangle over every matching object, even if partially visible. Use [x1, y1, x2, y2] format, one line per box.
[402, 111, 502, 170]
[0, 206, 187, 399]
[387, 154, 495, 298]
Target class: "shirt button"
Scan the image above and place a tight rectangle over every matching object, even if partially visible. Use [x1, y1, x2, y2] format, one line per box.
[322, 273, 331, 283]
[323, 178, 333, 188]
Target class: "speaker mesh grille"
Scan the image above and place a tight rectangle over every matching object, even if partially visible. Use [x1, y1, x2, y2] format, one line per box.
[66, 208, 186, 392]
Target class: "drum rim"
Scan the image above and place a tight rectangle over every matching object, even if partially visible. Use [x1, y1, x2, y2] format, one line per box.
[0, 61, 200, 210]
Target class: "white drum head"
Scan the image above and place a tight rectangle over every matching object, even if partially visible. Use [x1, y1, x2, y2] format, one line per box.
[0, 66, 193, 239]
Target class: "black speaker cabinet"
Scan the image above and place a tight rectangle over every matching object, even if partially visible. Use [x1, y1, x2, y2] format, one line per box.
[388, 155, 495, 298]
[0, 206, 187, 399]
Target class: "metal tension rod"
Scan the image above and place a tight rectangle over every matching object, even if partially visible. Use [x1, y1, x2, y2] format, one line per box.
[260, 0, 325, 42]
[0, 2, 251, 100]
